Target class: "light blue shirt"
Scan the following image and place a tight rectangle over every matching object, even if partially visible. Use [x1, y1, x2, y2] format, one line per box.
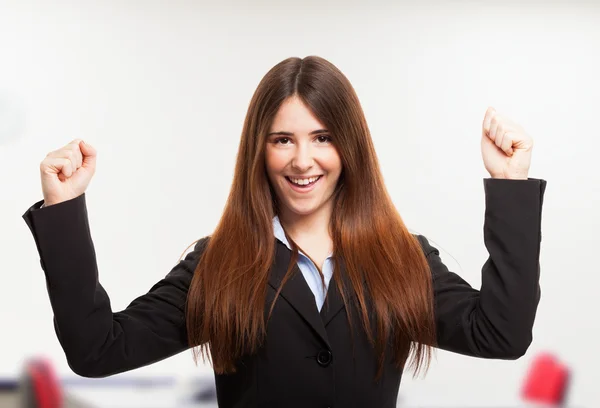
[272, 215, 334, 311]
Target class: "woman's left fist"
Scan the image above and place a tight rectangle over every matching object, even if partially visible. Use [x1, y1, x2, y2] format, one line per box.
[481, 107, 533, 180]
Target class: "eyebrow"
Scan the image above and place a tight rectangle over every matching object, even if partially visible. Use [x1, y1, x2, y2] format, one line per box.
[267, 129, 329, 137]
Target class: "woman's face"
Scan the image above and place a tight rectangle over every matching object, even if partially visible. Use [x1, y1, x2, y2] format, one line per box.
[265, 95, 342, 220]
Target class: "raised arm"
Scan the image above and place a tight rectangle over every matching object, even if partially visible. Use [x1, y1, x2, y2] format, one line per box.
[418, 177, 546, 359]
[23, 193, 207, 377]
[23, 139, 208, 377]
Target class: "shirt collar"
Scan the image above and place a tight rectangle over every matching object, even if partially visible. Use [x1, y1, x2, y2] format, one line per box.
[272, 215, 292, 250]
[272, 215, 333, 259]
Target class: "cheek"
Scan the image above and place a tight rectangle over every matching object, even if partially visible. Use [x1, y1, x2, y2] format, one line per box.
[265, 149, 287, 176]
[322, 149, 342, 177]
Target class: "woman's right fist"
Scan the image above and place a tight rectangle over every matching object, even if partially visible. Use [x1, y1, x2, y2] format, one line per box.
[40, 139, 97, 206]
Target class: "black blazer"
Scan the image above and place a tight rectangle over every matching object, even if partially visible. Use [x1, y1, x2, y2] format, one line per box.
[22, 178, 546, 408]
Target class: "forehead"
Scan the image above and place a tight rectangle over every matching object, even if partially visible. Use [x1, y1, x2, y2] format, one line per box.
[269, 96, 326, 133]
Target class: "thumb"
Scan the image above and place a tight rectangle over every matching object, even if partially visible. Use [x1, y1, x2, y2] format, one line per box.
[79, 140, 97, 169]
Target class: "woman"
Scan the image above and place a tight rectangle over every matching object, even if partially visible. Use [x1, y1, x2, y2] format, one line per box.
[23, 56, 546, 408]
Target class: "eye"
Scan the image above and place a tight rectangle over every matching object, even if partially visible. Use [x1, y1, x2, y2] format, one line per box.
[316, 135, 332, 143]
[274, 137, 291, 145]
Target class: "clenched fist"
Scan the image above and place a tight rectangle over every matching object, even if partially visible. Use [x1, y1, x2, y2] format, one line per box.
[481, 107, 533, 180]
[40, 139, 97, 206]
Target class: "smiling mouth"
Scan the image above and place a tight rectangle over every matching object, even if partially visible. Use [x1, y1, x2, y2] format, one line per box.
[285, 175, 322, 188]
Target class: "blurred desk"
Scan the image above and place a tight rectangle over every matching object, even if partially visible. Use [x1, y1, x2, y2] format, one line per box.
[0, 391, 94, 408]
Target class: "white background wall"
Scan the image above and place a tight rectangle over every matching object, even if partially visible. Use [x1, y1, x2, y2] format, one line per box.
[1, 0, 598, 406]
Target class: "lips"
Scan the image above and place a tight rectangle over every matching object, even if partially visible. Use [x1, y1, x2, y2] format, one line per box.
[285, 175, 322, 193]
[285, 176, 321, 187]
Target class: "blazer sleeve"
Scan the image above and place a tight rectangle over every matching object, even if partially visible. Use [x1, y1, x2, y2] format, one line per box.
[417, 177, 547, 360]
[22, 193, 208, 377]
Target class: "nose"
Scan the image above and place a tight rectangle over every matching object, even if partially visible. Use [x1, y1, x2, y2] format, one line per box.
[291, 143, 314, 173]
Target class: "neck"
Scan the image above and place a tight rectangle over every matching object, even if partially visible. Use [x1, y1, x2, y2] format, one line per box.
[278, 201, 333, 242]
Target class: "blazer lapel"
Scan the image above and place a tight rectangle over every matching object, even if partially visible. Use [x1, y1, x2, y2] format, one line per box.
[319, 278, 345, 327]
[268, 240, 331, 348]
[319, 258, 358, 327]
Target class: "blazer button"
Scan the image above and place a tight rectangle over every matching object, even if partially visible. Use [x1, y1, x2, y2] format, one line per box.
[316, 350, 332, 367]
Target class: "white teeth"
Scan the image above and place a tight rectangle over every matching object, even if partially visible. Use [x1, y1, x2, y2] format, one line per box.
[289, 176, 320, 186]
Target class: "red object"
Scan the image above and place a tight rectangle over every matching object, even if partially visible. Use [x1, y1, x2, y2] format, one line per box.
[24, 358, 63, 408]
[521, 352, 570, 405]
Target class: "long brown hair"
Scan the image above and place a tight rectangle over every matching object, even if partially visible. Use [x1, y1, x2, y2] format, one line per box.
[185, 56, 436, 379]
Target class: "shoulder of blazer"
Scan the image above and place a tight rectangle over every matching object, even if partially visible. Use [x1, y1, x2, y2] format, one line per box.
[412, 233, 438, 259]
[194, 235, 211, 252]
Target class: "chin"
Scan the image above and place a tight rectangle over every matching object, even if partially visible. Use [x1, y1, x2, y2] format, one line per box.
[288, 205, 318, 216]
[282, 200, 321, 217]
